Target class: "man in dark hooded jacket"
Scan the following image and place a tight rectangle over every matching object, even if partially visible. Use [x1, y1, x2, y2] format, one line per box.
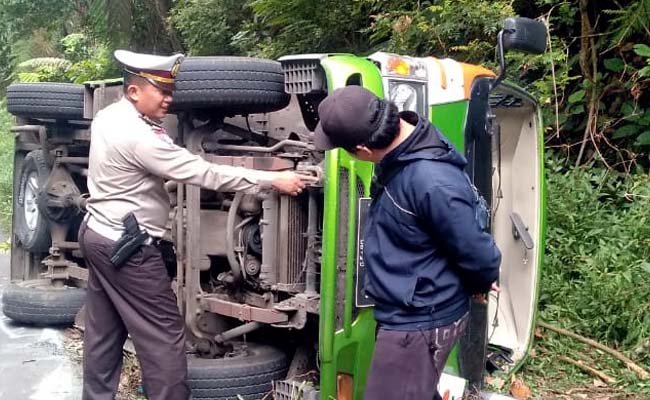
[314, 86, 501, 400]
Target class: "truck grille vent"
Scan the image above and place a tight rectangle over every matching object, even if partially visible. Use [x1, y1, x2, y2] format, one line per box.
[278, 195, 308, 289]
[281, 60, 326, 94]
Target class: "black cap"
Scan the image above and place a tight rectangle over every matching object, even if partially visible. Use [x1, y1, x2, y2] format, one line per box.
[314, 86, 387, 151]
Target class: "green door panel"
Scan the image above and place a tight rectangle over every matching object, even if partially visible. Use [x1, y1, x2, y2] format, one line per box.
[429, 100, 469, 153]
[318, 55, 381, 400]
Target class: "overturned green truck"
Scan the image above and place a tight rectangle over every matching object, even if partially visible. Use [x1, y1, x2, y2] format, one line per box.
[3, 17, 546, 400]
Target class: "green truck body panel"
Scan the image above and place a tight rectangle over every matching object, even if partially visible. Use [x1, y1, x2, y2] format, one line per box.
[318, 55, 382, 399]
[429, 100, 469, 153]
[313, 56, 545, 399]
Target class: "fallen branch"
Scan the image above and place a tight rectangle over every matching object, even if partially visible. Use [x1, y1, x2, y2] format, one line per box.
[557, 355, 615, 384]
[538, 320, 650, 380]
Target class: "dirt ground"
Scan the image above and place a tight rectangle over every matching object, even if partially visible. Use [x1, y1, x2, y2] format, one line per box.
[62, 328, 145, 400]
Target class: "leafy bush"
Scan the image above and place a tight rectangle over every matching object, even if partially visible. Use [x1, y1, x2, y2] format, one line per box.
[15, 34, 118, 84]
[0, 102, 14, 231]
[366, 0, 513, 63]
[16, 57, 71, 82]
[541, 154, 650, 353]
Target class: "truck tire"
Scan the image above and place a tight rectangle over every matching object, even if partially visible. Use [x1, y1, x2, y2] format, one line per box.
[188, 342, 289, 399]
[172, 57, 290, 115]
[15, 150, 51, 253]
[2, 279, 86, 326]
[6, 83, 85, 120]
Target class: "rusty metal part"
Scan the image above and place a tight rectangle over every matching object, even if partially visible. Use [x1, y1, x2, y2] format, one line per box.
[296, 163, 324, 185]
[271, 294, 320, 330]
[242, 291, 273, 308]
[305, 187, 320, 295]
[259, 191, 279, 288]
[184, 181, 211, 340]
[38, 164, 83, 223]
[203, 139, 313, 153]
[200, 296, 289, 324]
[43, 223, 88, 282]
[239, 194, 262, 215]
[226, 192, 244, 282]
[214, 321, 263, 344]
[204, 155, 294, 171]
[57, 156, 89, 164]
[42, 256, 88, 281]
[244, 255, 261, 276]
[11, 125, 51, 165]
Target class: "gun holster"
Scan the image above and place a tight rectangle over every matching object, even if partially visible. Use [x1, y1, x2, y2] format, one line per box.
[109, 212, 150, 268]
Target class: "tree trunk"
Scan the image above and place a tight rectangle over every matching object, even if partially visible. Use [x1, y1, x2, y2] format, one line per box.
[575, 0, 599, 167]
[150, 0, 184, 53]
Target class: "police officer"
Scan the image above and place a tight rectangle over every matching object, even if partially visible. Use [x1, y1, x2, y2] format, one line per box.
[313, 86, 501, 400]
[78, 50, 316, 400]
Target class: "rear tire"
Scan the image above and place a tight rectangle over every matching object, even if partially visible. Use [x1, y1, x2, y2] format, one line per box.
[172, 57, 290, 115]
[2, 279, 86, 326]
[7, 83, 85, 120]
[15, 150, 51, 253]
[187, 342, 289, 399]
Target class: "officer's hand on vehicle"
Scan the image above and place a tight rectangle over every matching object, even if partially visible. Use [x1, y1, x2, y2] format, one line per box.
[271, 171, 318, 196]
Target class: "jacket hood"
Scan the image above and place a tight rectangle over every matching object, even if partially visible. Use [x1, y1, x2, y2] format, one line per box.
[377, 111, 467, 177]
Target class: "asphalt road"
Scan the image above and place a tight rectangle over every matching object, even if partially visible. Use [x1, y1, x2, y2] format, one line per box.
[0, 231, 83, 400]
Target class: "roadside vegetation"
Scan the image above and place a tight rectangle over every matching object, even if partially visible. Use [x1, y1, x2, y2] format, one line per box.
[0, 0, 648, 398]
[517, 155, 650, 399]
[0, 103, 13, 231]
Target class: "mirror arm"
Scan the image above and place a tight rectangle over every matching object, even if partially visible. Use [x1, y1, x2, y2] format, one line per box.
[491, 30, 507, 92]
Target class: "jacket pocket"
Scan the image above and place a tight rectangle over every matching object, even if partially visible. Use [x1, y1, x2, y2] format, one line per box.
[408, 277, 435, 308]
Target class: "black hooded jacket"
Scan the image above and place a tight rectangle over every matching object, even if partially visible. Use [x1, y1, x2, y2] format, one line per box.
[363, 111, 501, 330]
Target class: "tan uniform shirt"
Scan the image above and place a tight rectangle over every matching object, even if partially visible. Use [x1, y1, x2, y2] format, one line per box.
[86, 97, 274, 239]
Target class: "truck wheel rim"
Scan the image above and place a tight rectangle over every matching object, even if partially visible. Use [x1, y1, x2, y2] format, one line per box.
[24, 171, 40, 230]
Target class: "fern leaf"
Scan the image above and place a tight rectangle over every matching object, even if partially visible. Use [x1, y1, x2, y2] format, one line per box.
[17, 57, 71, 72]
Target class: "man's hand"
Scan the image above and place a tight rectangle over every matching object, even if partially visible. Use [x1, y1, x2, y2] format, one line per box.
[271, 171, 318, 196]
[471, 282, 500, 304]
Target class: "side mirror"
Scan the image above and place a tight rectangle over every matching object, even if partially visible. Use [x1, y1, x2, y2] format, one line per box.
[492, 17, 548, 91]
[502, 17, 547, 54]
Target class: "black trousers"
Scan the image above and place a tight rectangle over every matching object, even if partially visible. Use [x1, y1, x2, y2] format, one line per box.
[364, 315, 469, 400]
[78, 222, 190, 400]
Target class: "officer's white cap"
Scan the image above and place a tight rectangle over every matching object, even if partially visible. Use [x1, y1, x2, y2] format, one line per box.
[114, 50, 185, 91]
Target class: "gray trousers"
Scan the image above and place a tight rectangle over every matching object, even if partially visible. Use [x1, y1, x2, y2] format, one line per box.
[79, 222, 190, 400]
[364, 315, 469, 400]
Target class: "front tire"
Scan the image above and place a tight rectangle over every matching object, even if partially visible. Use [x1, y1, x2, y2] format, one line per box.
[15, 150, 51, 253]
[2, 279, 86, 326]
[188, 342, 289, 399]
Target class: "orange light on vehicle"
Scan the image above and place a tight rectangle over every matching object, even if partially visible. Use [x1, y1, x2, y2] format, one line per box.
[387, 57, 410, 76]
[337, 373, 354, 400]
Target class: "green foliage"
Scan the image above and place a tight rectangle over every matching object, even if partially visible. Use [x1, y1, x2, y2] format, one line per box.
[250, 0, 374, 57]
[0, 28, 15, 94]
[60, 34, 119, 83]
[16, 57, 71, 82]
[366, 0, 513, 62]
[541, 154, 650, 350]
[535, 0, 650, 167]
[0, 0, 78, 39]
[60, 33, 92, 63]
[0, 101, 14, 231]
[169, 0, 248, 55]
[634, 44, 650, 78]
[519, 155, 650, 395]
[87, 0, 134, 48]
[14, 35, 118, 84]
